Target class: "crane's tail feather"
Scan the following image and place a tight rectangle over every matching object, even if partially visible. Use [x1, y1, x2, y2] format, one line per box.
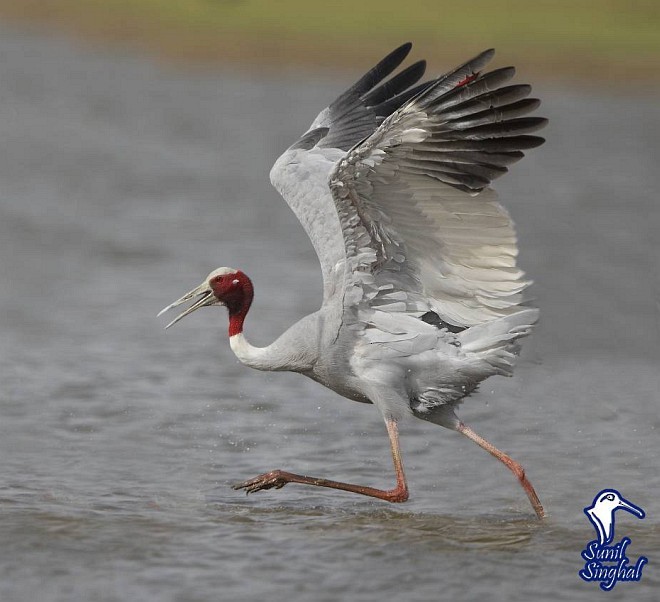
[458, 308, 539, 375]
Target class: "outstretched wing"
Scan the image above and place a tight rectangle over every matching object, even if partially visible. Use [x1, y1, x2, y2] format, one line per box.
[329, 50, 547, 327]
[270, 44, 431, 301]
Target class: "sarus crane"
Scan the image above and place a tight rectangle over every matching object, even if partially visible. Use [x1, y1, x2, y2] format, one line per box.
[159, 44, 547, 518]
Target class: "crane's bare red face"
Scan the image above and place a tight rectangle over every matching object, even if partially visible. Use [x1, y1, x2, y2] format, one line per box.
[209, 270, 251, 308]
[209, 273, 240, 300]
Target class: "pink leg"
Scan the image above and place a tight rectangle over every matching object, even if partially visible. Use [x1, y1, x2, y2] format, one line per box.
[457, 422, 545, 519]
[232, 417, 409, 503]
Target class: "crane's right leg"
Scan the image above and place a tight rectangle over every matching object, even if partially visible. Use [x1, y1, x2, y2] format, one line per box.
[457, 421, 545, 519]
[231, 417, 409, 502]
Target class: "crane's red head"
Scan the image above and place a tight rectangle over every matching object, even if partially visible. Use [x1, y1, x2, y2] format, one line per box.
[208, 268, 253, 336]
[158, 267, 253, 336]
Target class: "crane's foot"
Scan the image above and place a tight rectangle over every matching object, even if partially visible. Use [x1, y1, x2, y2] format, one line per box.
[232, 419, 410, 503]
[232, 470, 291, 494]
[231, 468, 409, 502]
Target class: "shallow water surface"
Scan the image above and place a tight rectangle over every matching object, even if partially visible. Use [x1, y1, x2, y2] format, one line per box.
[0, 26, 658, 602]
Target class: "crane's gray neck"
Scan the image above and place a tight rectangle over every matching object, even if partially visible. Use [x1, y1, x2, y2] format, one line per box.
[224, 276, 278, 370]
[225, 278, 273, 370]
[228, 313, 319, 374]
[229, 333, 274, 371]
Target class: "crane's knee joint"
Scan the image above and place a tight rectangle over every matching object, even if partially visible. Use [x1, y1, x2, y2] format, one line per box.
[388, 488, 409, 503]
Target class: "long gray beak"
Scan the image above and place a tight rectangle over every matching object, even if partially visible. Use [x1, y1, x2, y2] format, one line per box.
[158, 282, 219, 329]
[617, 496, 645, 519]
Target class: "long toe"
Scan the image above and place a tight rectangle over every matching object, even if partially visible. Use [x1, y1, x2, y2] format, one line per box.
[231, 470, 288, 494]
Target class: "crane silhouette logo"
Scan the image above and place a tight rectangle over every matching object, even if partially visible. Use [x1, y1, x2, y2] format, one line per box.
[579, 489, 648, 591]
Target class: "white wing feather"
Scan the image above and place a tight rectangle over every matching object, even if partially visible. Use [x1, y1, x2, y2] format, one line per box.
[329, 68, 546, 328]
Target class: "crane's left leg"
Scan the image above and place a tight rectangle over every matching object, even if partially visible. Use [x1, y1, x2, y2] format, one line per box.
[457, 422, 545, 519]
[231, 417, 409, 502]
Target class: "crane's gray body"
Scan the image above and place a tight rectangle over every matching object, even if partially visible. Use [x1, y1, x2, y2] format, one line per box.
[230, 45, 546, 429]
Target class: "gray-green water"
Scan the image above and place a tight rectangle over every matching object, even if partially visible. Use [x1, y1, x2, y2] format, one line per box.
[0, 25, 658, 601]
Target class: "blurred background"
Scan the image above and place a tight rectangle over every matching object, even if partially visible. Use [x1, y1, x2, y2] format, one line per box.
[0, 3, 658, 602]
[1, 0, 659, 82]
